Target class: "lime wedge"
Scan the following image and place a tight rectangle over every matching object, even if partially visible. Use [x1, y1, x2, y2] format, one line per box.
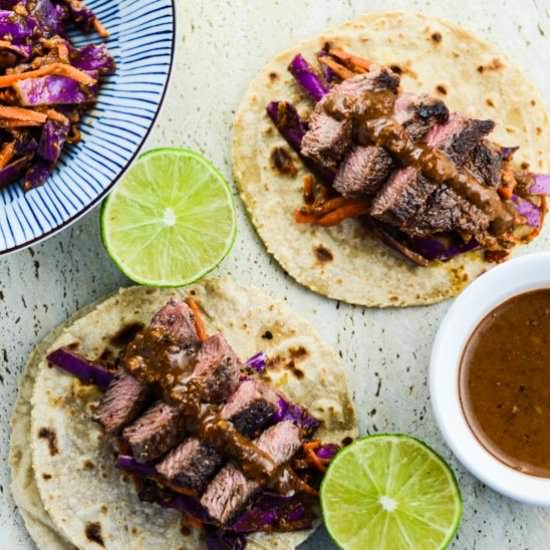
[101, 148, 236, 286]
[321, 434, 462, 550]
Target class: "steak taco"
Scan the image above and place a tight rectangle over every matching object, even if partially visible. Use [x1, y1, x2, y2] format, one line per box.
[233, 12, 550, 307]
[10, 279, 356, 549]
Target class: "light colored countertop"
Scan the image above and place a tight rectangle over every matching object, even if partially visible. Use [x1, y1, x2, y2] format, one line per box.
[2, 0, 550, 548]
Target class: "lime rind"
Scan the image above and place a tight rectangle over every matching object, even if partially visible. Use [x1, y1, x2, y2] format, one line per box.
[321, 434, 462, 550]
[101, 147, 237, 287]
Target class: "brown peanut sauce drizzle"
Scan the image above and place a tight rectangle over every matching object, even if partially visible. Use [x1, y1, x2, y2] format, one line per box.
[123, 327, 303, 490]
[323, 89, 514, 235]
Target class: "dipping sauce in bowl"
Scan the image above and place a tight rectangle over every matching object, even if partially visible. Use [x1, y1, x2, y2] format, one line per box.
[460, 288, 550, 478]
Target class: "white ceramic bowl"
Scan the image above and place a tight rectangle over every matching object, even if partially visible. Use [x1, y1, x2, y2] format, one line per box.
[430, 252, 550, 506]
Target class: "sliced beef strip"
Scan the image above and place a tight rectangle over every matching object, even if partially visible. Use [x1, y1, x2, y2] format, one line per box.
[156, 379, 279, 492]
[300, 67, 399, 171]
[156, 438, 223, 493]
[300, 111, 352, 171]
[220, 379, 279, 438]
[201, 421, 302, 524]
[333, 145, 393, 198]
[425, 113, 495, 164]
[150, 298, 199, 345]
[122, 401, 185, 463]
[189, 334, 241, 404]
[466, 140, 503, 187]
[93, 371, 150, 434]
[370, 166, 490, 238]
[393, 93, 449, 141]
[370, 167, 437, 227]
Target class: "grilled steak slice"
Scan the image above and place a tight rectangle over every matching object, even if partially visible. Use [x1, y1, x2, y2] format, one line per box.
[123, 401, 185, 463]
[466, 140, 503, 187]
[191, 334, 241, 403]
[425, 113, 495, 164]
[333, 145, 393, 198]
[394, 93, 449, 141]
[300, 67, 399, 171]
[150, 298, 199, 345]
[93, 371, 150, 434]
[301, 111, 352, 171]
[221, 379, 279, 438]
[201, 421, 302, 524]
[156, 438, 223, 492]
[370, 167, 437, 227]
[370, 166, 490, 237]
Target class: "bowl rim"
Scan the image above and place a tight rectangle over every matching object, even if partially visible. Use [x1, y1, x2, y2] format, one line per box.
[430, 252, 550, 506]
[0, 0, 177, 257]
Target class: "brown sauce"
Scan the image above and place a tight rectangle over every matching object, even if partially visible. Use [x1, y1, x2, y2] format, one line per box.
[460, 289, 550, 477]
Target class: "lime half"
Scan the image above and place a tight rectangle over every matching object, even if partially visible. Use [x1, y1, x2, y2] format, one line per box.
[102, 148, 236, 286]
[321, 434, 462, 550]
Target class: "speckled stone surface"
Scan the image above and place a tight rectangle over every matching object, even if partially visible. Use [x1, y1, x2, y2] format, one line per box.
[2, 1, 550, 548]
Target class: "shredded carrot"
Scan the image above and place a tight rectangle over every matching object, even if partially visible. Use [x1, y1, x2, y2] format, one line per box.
[498, 167, 517, 200]
[57, 43, 70, 63]
[93, 18, 110, 38]
[318, 56, 354, 80]
[303, 441, 326, 472]
[303, 174, 315, 204]
[317, 201, 371, 226]
[46, 109, 69, 125]
[186, 297, 208, 342]
[295, 209, 320, 224]
[0, 62, 96, 88]
[0, 141, 14, 168]
[301, 197, 350, 216]
[327, 45, 372, 72]
[0, 105, 47, 123]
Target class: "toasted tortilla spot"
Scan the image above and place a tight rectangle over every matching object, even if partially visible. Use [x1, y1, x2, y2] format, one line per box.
[314, 245, 333, 263]
[531, 99, 537, 106]
[477, 58, 504, 73]
[109, 322, 145, 348]
[270, 147, 297, 176]
[85, 522, 104, 547]
[431, 31, 442, 43]
[521, 161, 530, 170]
[83, 460, 95, 470]
[289, 346, 308, 360]
[292, 368, 305, 380]
[486, 98, 495, 107]
[262, 330, 273, 340]
[536, 127, 542, 135]
[101, 505, 108, 514]
[38, 427, 58, 456]
[269, 71, 279, 81]
[389, 64, 402, 74]
[436, 84, 447, 95]
[342, 436, 353, 446]
[42, 473, 52, 480]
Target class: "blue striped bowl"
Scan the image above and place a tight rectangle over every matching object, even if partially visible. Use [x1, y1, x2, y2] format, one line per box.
[0, 0, 175, 254]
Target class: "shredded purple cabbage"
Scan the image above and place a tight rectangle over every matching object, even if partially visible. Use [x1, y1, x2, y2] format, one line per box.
[61, 0, 96, 32]
[512, 194, 542, 227]
[23, 159, 50, 191]
[266, 101, 307, 154]
[231, 493, 309, 533]
[71, 43, 114, 73]
[288, 54, 328, 103]
[15, 75, 94, 106]
[115, 455, 157, 478]
[315, 443, 339, 461]
[0, 155, 31, 188]
[47, 347, 113, 390]
[37, 119, 69, 164]
[500, 146, 519, 161]
[205, 528, 247, 550]
[409, 234, 480, 262]
[31, 0, 65, 36]
[0, 10, 37, 43]
[245, 351, 267, 373]
[273, 397, 320, 436]
[530, 174, 550, 195]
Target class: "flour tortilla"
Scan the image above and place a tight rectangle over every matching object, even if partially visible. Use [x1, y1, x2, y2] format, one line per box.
[13, 278, 356, 550]
[232, 12, 550, 307]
